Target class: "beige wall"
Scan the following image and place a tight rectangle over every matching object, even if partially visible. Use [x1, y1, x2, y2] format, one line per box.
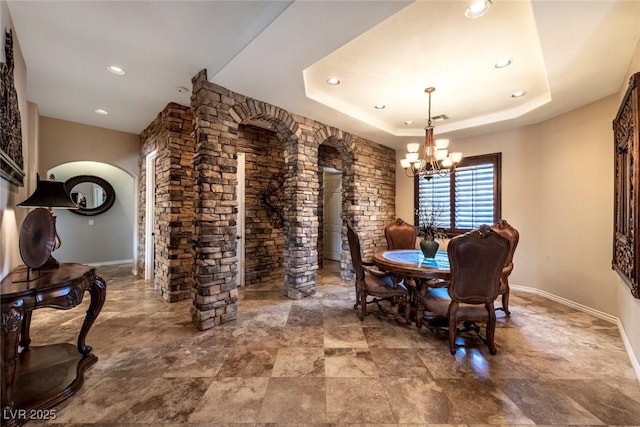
[39, 117, 139, 177]
[38, 117, 140, 270]
[396, 63, 640, 369]
[0, 3, 37, 279]
[396, 125, 542, 291]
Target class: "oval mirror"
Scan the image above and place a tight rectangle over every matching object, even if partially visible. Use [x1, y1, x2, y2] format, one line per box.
[65, 175, 116, 216]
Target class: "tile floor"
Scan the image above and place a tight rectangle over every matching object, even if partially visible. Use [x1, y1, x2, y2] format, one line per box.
[25, 261, 640, 426]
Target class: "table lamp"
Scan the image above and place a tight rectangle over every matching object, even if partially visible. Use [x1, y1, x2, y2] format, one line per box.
[16, 173, 78, 279]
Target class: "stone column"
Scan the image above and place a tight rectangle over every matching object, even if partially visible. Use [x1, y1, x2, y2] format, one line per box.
[190, 70, 238, 329]
[282, 129, 319, 299]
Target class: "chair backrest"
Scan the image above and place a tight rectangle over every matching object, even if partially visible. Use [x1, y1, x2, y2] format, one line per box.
[346, 222, 365, 283]
[491, 219, 519, 270]
[447, 224, 510, 304]
[384, 218, 417, 249]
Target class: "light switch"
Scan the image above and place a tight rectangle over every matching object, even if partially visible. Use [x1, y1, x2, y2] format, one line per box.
[88, 219, 94, 226]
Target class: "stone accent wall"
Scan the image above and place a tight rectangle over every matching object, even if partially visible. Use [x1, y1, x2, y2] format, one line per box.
[340, 135, 397, 281]
[190, 69, 396, 330]
[139, 103, 195, 302]
[237, 125, 285, 284]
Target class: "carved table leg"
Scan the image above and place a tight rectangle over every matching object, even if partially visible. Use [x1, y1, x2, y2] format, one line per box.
[19, 311, 32, 350]
[1, 304, 23, 413]
[77, 274, 106, 356]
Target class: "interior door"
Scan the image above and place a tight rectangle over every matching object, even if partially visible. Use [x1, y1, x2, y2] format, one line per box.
[236, 153, 246, 287]
[323, 170, 342, 261]
[144, 151, 157, 281]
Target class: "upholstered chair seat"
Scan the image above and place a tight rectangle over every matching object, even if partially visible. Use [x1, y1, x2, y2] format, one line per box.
[423, 287, 491, 321]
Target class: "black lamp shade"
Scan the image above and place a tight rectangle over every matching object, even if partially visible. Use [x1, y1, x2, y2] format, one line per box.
[17, 173, 78, 209]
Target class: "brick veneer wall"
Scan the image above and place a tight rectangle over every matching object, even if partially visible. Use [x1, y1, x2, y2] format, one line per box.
[139, 103, 195, 302]
[190, 69, 395, 330]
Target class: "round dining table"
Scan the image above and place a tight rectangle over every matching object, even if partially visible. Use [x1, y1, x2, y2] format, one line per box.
[373, 249, 451, 281]
[373, 249, 451, 323]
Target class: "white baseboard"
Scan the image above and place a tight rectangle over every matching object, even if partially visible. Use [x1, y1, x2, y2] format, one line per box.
[86, 259, 133, 267]
[511, 284, 640, 382]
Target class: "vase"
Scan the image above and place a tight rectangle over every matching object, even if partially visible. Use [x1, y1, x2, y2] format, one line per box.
[420, 238, 439, 258]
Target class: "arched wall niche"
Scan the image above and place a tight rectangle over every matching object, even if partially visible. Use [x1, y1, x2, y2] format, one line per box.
[236, 123, 286, 286]
[48, 161, 135, 265]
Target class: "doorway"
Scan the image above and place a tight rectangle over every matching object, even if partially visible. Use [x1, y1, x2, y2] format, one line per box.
[236, 153, 246, 287]
[144, 150, 157, 281]
[323, 169, 342, 261]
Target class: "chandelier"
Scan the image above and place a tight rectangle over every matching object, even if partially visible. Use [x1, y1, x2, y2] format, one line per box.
[400, 87, 462, 180]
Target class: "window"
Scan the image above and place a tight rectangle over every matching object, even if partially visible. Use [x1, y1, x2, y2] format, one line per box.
[414, 153, 501, 234]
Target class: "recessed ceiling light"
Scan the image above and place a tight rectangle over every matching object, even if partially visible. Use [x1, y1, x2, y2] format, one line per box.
[95, 109, 109, 115]
[404, 120, 414, 125]
[106, 65, 125, 75]
[374, 104, 386, 110]
[177, 86, 189, 94]
[465, 0, 492, 18]
[326, 77, 341, 85]
[495, 58, 512, 68]
[511, 91, 527, 98]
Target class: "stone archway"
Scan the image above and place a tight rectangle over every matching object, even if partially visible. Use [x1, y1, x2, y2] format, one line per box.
[190, 70, 320, 329]
[189, 70, 397, 330]
[313, 126, 356, 281]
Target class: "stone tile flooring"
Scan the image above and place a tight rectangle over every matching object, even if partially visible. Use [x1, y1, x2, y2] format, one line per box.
[27, 261, 640, 426]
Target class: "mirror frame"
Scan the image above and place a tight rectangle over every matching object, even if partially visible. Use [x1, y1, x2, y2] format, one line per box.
[65, 175, 116, 216]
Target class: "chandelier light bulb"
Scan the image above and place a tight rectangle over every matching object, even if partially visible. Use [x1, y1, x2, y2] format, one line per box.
[406, 152, 420, 163]
[435, 150, 448, 161]
[450, 152, 463, 163]
[435, 139, 450, 149]
[407, 143, 420, 153]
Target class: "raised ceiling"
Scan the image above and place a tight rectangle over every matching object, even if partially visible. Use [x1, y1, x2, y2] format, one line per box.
[6, 0, 640, 150]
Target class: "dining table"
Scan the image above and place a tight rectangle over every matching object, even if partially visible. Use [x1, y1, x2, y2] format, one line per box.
[372, 249, 451, 324]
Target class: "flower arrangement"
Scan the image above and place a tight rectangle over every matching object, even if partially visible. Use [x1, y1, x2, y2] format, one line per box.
[415, 202, 446, 241]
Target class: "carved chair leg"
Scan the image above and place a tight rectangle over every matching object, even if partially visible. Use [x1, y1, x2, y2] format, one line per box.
[485, 303, 497, 355]
[403, 294, 411, 323]
[415, 300, 424, 329]
[501, 281, 511, 316]
[448, 303, 459, 355]
[360, 291, 367, 321]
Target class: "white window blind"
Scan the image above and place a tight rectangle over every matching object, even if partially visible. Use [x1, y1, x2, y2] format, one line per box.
[417, 174, 451, 228]
[454, 163, 495, 228]
[416, 153, 501, 233]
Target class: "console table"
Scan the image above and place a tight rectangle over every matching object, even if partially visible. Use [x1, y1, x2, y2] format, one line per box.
[1, 263, 106, 426]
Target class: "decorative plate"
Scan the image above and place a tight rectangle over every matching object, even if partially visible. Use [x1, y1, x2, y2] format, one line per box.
[19, 208, 56, 268]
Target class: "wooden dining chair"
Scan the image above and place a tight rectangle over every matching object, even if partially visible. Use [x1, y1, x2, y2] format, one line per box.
[416, 225, 509, 355]
[347, 222, 410, 321]
[491, 219, 519, 315]
[384, 218, 417, 249]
